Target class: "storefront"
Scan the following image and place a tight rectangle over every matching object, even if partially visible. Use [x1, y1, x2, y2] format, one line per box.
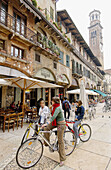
[57, 74, 70, 101]
[34, 68, 56, 106]
[0, 66, 28, 108]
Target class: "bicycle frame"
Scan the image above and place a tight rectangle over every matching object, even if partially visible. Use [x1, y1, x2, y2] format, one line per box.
[24, 122, 58, 151]
[65, 120, 87, 136]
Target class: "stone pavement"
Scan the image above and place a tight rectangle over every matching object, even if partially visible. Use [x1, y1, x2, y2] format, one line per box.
[0, 103, 111, 170]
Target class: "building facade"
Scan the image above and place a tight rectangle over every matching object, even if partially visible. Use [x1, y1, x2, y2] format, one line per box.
[0, 0, 104, 108]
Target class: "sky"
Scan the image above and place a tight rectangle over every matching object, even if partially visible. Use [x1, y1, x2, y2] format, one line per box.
[57, 0, 111, 70]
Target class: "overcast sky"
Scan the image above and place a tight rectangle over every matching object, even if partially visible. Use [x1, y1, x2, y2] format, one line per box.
[57, 0, 111, 70]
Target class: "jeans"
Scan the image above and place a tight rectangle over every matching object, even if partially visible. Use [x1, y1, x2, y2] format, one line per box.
[44, 123, 66, 161]
[64, 109, 70, 119]
[73, 120, 81, 139]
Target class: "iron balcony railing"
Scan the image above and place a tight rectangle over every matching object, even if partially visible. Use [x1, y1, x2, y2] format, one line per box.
[0, 8, 37, 43]
[0, 8, 60, 57]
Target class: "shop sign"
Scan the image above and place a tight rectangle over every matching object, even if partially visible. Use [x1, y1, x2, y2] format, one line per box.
[34, 68, 55, 81]
[57, 74, 69, 84]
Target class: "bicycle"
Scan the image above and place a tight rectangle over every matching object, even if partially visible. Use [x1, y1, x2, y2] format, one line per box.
[65, 119, 92, 142]
[16, 120, 76, 169]
[102, 104, 111, 113]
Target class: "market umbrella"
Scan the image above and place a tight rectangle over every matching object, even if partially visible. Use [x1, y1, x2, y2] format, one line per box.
[79, 79, 89, 111]
[4, 76, 62, 111]
[66, 89, 99, 96]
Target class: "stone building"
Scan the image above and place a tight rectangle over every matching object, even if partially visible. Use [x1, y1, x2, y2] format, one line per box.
[89, 10, 104, 69]
[0, 0, 104, 108]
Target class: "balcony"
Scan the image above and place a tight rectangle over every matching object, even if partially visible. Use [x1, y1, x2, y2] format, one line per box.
[0, 8, 60, 60]
[72, 67, 83, 78]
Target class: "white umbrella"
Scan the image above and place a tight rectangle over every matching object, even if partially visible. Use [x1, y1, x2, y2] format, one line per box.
[79, 80, 89, 111]
[4, 76, 62, 111]
[66, 89, 99, 96]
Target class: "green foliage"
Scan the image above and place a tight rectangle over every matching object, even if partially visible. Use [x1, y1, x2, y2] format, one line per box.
[67, 37, 71, 43]
[32, 0, 37, 7]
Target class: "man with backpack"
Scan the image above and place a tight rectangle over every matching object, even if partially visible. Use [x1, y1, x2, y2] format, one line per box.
[62, 97, 71, 119]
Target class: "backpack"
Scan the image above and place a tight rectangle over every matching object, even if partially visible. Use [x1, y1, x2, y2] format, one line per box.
[64, 101, 70, 110]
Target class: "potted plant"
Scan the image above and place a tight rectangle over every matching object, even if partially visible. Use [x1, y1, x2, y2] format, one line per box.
[38, 6, 42, 11]
[32, 0, 37, 7]
[67, 37, 71, 43]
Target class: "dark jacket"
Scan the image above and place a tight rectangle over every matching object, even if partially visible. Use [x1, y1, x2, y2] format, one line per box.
[75, 105, 85, 120]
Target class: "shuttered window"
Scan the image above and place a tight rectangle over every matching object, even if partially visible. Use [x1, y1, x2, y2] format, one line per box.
[66, 55, 70, 67]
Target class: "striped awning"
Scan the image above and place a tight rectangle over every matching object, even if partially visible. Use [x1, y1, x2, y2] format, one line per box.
[91, 90, 107, 97]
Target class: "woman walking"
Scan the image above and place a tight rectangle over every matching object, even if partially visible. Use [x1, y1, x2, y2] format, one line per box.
[42, 96, 66, 167]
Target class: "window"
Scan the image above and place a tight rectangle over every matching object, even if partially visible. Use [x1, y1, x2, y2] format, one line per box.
[53, 62, 57, 69]
[80, 64, 82, 74]
[0, 1, 7, 24]
[59, 51, 64, 64]
[35, 53, 40, 62]
[83, 67, 86, 76]
[66, 55, 70, 67]
[11, 45, 24, 59]
[13, 9, 26, 35]
[72, 60, 75, 74]
[0, 39, 5, 50]
[50, 7, 54, 20]
[83, 49, 85, 57]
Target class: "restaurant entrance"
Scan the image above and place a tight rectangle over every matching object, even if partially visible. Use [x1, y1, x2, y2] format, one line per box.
[0, 86, 2, 108]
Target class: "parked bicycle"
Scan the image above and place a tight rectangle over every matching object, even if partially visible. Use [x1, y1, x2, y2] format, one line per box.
[16, 119, 76, 169]
[102, 104, 111, 113]
[65, 119, 92, 142]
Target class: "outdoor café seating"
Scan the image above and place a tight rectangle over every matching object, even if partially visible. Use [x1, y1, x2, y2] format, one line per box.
[0, 111, 24, 132]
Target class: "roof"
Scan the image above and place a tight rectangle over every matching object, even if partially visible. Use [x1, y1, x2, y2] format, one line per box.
[57, 10, 102, 67]
[89, 9, 101, 16]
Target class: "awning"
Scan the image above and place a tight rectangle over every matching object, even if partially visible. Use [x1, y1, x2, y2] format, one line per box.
[91, 90, 107, 97]
[66, 89, 99, 96]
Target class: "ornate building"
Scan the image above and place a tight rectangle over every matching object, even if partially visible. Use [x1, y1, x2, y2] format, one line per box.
[0, 0, 104, 107]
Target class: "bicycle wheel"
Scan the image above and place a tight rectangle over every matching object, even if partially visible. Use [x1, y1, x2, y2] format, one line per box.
[79, 124, 91, 142]
[21, 128, 30, 145]
[63, 131, 76, 156]
[16, 138, 43, 169]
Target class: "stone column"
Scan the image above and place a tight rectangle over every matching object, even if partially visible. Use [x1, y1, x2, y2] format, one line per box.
[2, 86, 7, 108]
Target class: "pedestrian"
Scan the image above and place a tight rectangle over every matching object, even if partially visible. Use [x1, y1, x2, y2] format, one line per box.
[42, 96, 66, 167]
[39, 100, 49, 124]
[73, 100, 85, 145]
[62, 97, 71, 119]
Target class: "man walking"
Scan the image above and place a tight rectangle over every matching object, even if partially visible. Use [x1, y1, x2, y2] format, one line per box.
[62, 97, 71, 119]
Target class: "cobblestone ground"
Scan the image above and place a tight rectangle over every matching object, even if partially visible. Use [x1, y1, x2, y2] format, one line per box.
[0, 103, 111, 170]
[4, 155, 58, 170]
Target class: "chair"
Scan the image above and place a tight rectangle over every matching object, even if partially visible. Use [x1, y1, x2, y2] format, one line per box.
[16, 112, 24, 129]
[5, 113, 16, 132]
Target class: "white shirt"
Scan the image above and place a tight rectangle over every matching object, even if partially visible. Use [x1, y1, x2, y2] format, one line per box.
[39, 106, 49, 124]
